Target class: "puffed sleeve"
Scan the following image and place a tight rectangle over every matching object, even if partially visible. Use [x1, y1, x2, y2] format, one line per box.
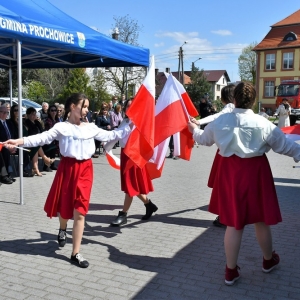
[23, 126, 59, 147]
[94, 123, 131, 142]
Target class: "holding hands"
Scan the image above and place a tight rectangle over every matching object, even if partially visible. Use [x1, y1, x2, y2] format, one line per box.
[188, 120, 198, 133]
[1, 138, 24, 151]
[190, 117, 200, 125]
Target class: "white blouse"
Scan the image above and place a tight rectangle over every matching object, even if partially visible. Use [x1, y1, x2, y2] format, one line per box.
[198, 103, 235, 126]
[103, 118, 132, 152]
[193, 108, 300, 160]
[23, 121, 131, 160]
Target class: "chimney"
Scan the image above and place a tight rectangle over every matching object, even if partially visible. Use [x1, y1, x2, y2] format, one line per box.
[155, 68, 159, 76]
[166, 67, 170, 73]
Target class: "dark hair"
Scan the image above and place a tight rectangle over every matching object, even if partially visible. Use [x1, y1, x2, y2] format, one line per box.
[9, 104, 18, 124]
[123, 98, 133, 118]
[26, 107, 37, 115]
[47, 104, 59, 121]
[282, 99, 289, 110]
[233, 82, 256, 109]
[221, 84, 235, 104]
[63, 93, 87, 121]
[114, 104, 122, 113]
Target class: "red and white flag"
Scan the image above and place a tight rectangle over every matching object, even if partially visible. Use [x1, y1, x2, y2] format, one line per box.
[146, 74, 196, 179]
[123, 56, 155, 169]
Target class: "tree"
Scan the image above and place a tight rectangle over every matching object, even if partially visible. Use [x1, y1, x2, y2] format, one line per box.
[238, 42, 257, 85]
[0, 68, 37, 97]
[105, 15, 146, 98]
[59, 68, 94, 101]
[35, 69, 71, 101]
[90, 70, 111, 110]
[23, 80, 47, 102]
[186, 65, 212, 110]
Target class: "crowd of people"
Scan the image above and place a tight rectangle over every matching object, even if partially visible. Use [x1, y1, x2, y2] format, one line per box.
[1, 85, 300, 286]
[0, 101, 64, 184]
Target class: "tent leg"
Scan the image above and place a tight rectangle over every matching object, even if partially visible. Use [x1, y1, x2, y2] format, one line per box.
[17, 40, 24, 205]
[9, 66, 13, 107]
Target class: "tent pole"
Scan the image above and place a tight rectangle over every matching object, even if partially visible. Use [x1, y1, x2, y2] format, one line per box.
[17, 40, 24, 205]
[9, 65, 13, 107]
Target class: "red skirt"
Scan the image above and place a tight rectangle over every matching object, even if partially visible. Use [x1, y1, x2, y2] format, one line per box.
[44, 156, 93, 219]
[120, 149, 154, 197]
[208, 154, 282, 230]
[208, 149, 222, 188]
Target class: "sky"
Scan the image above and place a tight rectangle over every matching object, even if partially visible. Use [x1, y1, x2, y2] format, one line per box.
[48, 0, 300, 82]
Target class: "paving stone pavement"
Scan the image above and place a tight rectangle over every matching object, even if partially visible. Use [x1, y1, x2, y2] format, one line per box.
[0, 144, 300, 300]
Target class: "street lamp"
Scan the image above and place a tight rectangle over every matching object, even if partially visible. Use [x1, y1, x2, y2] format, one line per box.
[192, 57, 202, 69]
[178, 41, 188, 84]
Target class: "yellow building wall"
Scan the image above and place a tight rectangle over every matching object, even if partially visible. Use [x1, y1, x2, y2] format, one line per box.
[257, 48, 300, 110]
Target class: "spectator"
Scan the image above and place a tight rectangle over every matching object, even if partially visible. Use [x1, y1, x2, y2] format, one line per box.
[4, 103, 11, 119]
[119, 94, 126, 117]
[274, 98, 291, 128]
[57, 104, 64, 122]
[258, 107, 270, 119]
[0, 105, 15, 184]
[110, 104, 123, 129]
[112, 96, 118, 108]
[110, 104, 123, 149]
[43, 104, 59, 171]
[6, 104, 33, 177]
[39, 102, 49, 121]
[108, 101, 114, 116]
[24, 107, 53, 176]
[198, 97, 214, 129]
[0, 148, 12, 184]
[96, 105, 111, 131]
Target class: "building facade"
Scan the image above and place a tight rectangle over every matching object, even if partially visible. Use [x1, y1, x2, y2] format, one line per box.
[155, 69, 230, 100]
[253, 9, 300, 111]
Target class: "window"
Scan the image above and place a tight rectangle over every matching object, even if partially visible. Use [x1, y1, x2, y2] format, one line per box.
[265, 54, 275, 70]
[264, 81, 275, 97]
[283, 52, 293, 69]
[216, 85, 220, 91]
[283, 32, 297, 42]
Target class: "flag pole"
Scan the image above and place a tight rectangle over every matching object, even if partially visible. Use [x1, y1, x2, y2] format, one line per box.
[170, 74, 189, 119]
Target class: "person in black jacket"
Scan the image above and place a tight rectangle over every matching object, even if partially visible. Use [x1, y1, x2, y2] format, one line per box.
[0, 104, 15, 183]
[198, 97, 214, 129]
[6, 104, 33, 177]
[95, 105, 111, 154]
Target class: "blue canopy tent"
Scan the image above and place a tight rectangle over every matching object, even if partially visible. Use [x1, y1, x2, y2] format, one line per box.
[0, 0, 149, 68]
[0, 0, 150, 204]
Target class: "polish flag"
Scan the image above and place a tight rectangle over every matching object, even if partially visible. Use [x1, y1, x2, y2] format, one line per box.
[146, 74, 195, 179]
[281, 124, 300, 141]
[105, 150, 120, 170]
[123, 56, 155, 169]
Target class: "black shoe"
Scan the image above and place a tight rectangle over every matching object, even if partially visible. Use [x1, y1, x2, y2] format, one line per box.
[0, 176, 13, 184]
[173, 156, 179, 160]
[213, 216, 226, 227]
[166, 153, 174, 159]
[70, 253, 89, 268]
[142, 200, 158, 220]
[57, 228, 67, 247]
[43, 166, 53, 172]
[23, 171, 34, 177]
[111, 211, 127, 226]
[50, 165, 58, 170]
[8, 176, 16, 182]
